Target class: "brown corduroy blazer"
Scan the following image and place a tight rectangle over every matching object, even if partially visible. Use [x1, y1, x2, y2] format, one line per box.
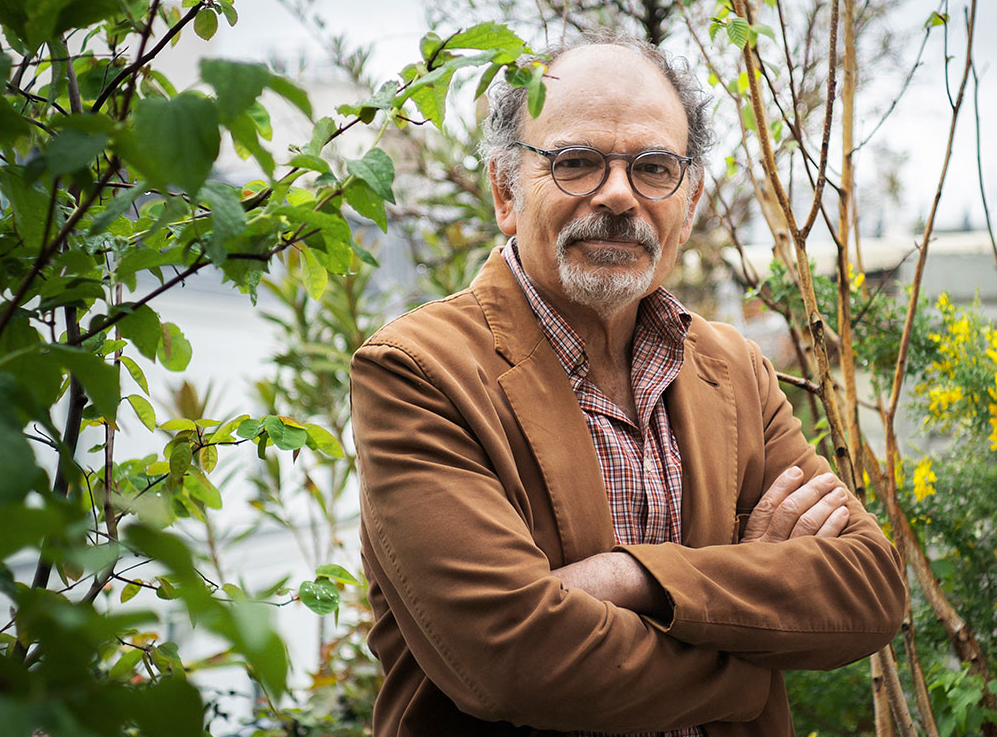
[350, 248, 906, 737]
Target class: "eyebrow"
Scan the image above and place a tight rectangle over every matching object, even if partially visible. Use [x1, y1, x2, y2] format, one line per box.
[545, 138, 683, 155]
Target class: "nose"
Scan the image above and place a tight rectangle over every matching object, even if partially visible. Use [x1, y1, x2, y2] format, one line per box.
[589, 159, 639, 215]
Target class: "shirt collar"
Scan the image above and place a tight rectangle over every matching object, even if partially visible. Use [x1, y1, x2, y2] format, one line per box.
[501, 237, 691, 374]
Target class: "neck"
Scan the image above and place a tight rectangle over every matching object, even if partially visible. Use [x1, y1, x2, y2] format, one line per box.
[535, 282, 640, 363]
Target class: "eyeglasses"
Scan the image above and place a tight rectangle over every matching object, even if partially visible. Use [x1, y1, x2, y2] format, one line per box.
[514, 141, 692, 201]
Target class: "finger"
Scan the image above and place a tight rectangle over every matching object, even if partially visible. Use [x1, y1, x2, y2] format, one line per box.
[814, 505, 850, 538]
[790, 487, 849, 538]
[763, 473, 839, 541]
[741, 466, 804, 542]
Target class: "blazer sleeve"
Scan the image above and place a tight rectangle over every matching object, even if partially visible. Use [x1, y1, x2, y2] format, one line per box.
[620, 341, 906, 671]
[351, 340, 775, 733]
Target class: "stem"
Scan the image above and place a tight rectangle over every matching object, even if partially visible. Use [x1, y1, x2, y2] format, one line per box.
[878, 645, 919, 737]
[837, 0, 862, 474]
[13, 307, 87, 661]
[0, 165, 117, 340]
[970, 62, 997, 268]
[90, 1, 201, 114]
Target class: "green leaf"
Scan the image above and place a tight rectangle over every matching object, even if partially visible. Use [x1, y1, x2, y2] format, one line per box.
[420, 31, 442, 61]
[186, 468, 221, 509]
[346, 148, 395, 203]
[49, 344, 119, 421]
[236, 418, 262, 439]
[446, 22, 526, 52]
[220, 2, 238, 26]
[120, 580, 142, 603]
[128, 92, 220, 195]
[0, 165, 52, 251]
[198, 443, 218, 473]
[126, 394, 156, 431]
[314, 564, 360, 586]
[304, 423, 343, 458]
[742, 103, 757, 132]
[268, 75, 312, 118]
[116, 303, 162, 360]
[109, 648, 144, 680]
[200, 58, 272, 123]
[0, 97, 31, 145]
[168, 442, 192, 484]
[925, 11, 948, 27]
[288, 153, 330, 173]
[0, 412, 40, 504]
[157, 322, 192, 372]
[344, 180, 387, 231]
[160, 418, 196, 432]
[735, 70, 750, 95]
[46, 129, 108, 177]
[193, 8, 218, 39]
[727, 16, 751, 48]
[201, 181, 248, 264]
[0, 504, 64, 557]
[298, 578, 339, 615]
[751, 23, 776, 42]
[119, 355, 149, 395]
[263, 415, 307, 451]
[227, 110, 275, 177]
[526, 63, 546, 118]
[87, 182, 149, 236]
[473, 62, 502, 100]
[409, 67, 454, 129]
[300, 247, 328, 300]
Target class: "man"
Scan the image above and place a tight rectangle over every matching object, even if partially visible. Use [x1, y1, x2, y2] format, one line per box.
[350, 34, 905, 737]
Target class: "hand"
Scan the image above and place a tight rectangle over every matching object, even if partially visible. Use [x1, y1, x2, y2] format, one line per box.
[740, 467, 850, 543]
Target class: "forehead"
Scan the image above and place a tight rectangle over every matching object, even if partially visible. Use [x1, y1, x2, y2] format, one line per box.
[523, 44, 689, 153]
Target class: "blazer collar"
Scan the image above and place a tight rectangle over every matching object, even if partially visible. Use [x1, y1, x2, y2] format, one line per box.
[472, 247, 616, 561]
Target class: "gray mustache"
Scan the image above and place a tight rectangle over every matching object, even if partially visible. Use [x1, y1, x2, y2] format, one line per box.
[557, 214, 659, 258]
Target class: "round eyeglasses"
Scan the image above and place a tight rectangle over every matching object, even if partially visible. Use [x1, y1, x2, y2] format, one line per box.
[514, 141, 692, 201]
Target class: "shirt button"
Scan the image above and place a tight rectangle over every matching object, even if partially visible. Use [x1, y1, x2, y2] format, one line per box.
[643, 455, 655, 474]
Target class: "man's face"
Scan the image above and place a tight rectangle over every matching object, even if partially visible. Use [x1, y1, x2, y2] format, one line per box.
[491, 44, 703, 315]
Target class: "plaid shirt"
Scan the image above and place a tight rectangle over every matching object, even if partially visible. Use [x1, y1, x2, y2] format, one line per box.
[504, 241, 704, 737]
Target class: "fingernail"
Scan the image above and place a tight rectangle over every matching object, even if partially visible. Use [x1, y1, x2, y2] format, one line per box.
[788, 466, 803, 478]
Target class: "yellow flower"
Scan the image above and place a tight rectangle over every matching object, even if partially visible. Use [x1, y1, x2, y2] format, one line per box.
[949, 316, 971, 344]
[927, 385, 963, 417]
[913, 457, 937, 502]
[937, 292, 953, 313]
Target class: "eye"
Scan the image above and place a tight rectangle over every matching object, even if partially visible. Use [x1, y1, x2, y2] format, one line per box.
[634, 153, 681, 180]
[553, 151, 602, 174]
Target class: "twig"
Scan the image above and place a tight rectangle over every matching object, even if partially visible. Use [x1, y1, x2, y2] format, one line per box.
[970, 61, 997, 268]
[0, 165, 118, 339]
[800, 0, 838, 239]
[776, 371, 820, 394]
[91, 1, 202, 114]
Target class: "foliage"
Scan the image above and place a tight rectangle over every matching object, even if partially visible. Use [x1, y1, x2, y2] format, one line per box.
[928, 664, 997, 737]
[899, 296, 997, 669]
[0, 1, 535, 734]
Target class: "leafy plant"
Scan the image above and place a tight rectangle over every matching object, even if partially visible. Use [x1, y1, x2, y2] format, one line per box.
[0, 1, 536, 733]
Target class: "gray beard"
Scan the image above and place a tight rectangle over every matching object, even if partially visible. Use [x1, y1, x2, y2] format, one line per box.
[555, 213, 661, 315]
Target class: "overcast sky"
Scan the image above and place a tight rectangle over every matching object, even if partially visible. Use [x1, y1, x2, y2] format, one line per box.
[209, 0, 996, 236]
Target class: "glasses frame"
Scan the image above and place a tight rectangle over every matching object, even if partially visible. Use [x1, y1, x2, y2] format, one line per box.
[514, 141, 693, 201]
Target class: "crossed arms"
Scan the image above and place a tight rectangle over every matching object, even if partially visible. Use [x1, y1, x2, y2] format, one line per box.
[352, 322, 906, 733]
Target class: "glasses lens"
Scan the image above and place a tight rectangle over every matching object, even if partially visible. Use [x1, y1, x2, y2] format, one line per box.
[632, 152, 684, 199]
[551, 148, 605, 195]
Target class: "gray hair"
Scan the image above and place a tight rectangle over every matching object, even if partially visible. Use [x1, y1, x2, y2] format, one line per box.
[482, 30, 714, 204]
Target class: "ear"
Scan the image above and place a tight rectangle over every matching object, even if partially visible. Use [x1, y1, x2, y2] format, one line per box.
[489, 160, 518, 236]
[679, 171, 705, 243]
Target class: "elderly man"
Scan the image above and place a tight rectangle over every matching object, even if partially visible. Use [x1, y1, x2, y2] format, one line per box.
[350, 34, 905, 737]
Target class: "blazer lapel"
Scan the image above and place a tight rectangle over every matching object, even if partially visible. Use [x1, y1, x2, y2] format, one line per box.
[472, 247, 615, 564]
[499, 348, 615, 564]
[666, 338, 739, 548]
